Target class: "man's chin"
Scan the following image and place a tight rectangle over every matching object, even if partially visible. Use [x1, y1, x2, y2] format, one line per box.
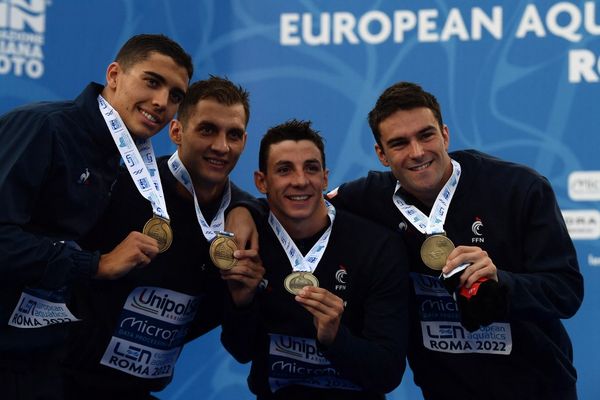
[199, 173, 229, 188]
[129, 129, 158, 140]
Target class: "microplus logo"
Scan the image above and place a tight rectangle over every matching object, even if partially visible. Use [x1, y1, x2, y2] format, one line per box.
[0, 0, 48, 79]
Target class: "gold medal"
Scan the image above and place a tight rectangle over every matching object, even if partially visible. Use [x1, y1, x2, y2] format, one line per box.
[209, 232, 238, 270]
[284, 272, 319, 295]
[420, 234, 455, 270]
[143, 216, 172, 253]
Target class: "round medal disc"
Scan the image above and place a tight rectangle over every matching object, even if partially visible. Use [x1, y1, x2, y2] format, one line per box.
[420, 234, 455, 270]
[209, 235, 238, 270]
[143, 216, 173, 253]
[284, 272, 319, 295]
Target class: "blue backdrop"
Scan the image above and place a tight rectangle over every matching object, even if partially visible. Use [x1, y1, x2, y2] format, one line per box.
[1, 1, 599, 399]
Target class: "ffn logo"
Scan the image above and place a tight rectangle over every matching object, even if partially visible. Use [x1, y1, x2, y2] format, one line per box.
[471, 217, 484, 243]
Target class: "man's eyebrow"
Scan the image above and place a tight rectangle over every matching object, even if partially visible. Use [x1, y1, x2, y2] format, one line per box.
[274, 160, 292, 167]
[385, 125, 436, 145]
[143, 71, 166, 84]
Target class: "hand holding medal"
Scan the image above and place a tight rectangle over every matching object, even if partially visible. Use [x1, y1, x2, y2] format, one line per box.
[294, 285, 344, 345]
[420, 233, 455, 270]
[219, 247, 265, 307]
[143, 215, 173, 253]
[440, 245, 507, 332]
[284, 272, 319, 295]
[209, 231, 238, 270]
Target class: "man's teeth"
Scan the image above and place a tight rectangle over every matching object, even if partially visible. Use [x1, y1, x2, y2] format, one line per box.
[207, 159, 225, 165]
[140, 110, 157, 122]
[289, 195, 309, 200]
[411, 161, 431, 171]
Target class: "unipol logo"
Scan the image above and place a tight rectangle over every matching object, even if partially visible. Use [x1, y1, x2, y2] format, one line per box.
[0, 0, 48, 79]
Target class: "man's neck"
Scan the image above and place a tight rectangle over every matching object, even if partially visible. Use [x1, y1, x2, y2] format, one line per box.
[410, 159, 454, 208]
[417, 192, 439, 209]
[275, 202, 329, 240]
[196, 180, 227, 206]
[100, 87, 114, 108]
[175, 179, 226, 206]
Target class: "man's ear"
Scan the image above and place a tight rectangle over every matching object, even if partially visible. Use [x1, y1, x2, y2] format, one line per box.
[169, 120, 183, 145]
[375, 143, 390, 167]
[105, 62, 121, 90]
[442, 124, 450, 151]
[254, 171, 268, 194]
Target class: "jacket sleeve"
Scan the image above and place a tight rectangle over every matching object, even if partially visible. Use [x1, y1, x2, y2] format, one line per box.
[0, 110, 97, 290]
[220, 291, 261, 364]
[184, 289, 226, 342]
[326, 175, 371, 217]
[497, 176, 583, 320]
[227, 196, 269, 221]
[322, 233, 410, 393]
[220, 208, 265, 364]
[327, 172, 397, 229]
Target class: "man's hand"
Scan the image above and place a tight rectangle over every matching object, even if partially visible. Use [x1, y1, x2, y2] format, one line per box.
[95, 231, 159, 279]
[295, 286, 344, 346]
[220, 249, 264, 307]
[443, 245, 498, 288]
[225, 207, 259, 250]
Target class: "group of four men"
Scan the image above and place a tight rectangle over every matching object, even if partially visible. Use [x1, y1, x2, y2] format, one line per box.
[0, 33, 583, 400]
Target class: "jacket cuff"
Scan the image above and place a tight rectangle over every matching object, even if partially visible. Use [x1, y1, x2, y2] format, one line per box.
[317, 323, 350, 356]
[70, 249, 100, 280]
[39, 247, 99, 290]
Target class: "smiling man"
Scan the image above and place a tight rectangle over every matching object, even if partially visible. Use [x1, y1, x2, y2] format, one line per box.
[62, 76, 263, 399]
[0, 34, 192, 400]
[327, 81, 584, 400]
[221, 119, 410, 400]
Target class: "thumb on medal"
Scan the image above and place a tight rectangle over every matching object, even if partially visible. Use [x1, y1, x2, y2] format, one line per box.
[95, 231, 158, 279]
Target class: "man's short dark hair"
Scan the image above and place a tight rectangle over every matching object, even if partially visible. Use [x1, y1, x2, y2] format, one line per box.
[115, 33, 193, 80]
[259, 119, 326, 173]
[368, 82, 444, 146]
[177, 75, 250, 128]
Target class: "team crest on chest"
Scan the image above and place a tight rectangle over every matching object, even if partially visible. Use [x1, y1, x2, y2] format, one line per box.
[471, 217, 485, 244]
[334, 265, 348, 291]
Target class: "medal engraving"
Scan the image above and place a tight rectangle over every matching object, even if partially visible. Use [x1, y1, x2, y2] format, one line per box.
[420, 234, 455, 270]
[284, 272, 319, 295]
[210, 234, 238, 270]
[143, 216, 173, 253]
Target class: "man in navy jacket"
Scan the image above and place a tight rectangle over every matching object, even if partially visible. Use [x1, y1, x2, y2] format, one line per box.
[0, 34, 192, 399]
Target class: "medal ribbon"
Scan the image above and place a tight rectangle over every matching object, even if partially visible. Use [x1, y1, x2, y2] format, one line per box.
[392, 159, 461, 235]
[167, 152, 231, 241]
[97, 95, 169, 221]
[268, 201, 336, 273]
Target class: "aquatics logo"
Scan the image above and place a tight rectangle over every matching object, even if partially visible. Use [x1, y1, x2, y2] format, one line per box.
[0, 0, 48, 79]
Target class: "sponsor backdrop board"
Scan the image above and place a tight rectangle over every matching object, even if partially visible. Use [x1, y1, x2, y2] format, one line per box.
[1, 0, 599, 398]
